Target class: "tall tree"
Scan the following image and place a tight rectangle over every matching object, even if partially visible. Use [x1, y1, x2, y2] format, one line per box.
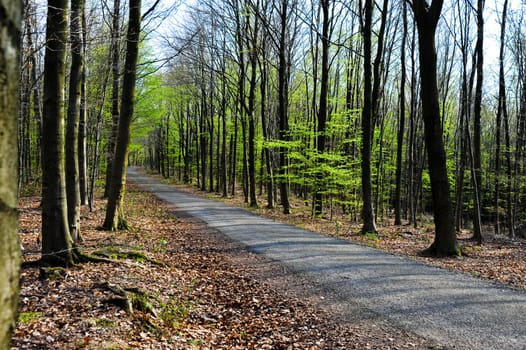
[103, 0, 142, 230]
[78, 1, 88, 205]
[0, 0, 21, 346]
[411, 0, 458, 255]
[495, 0, 509, 236]
[394, 0, 408, 225]
[314, 0, 330, 216]
[471, 0, 484, 243]
[105, 0, 122, 198]
[277, 0, 293, 214]
[42, 0, 78, 265]
[245, 0, 260, 207]
[360, 0, 377, 234]
[66, 0, 85, 241]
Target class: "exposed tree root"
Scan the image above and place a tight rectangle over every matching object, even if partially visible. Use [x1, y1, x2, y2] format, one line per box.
[21, 246, 115, 269]
[94, 281, 156, 315]
[420, 242, 462, 257]
[92, 247, 165, 266]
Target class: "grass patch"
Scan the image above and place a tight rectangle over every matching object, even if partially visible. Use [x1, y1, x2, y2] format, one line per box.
[18, 312, 43, 323]
[364, 232, 379, 241]
[96, 319, 115, 328]
[159, 297, 194, 329]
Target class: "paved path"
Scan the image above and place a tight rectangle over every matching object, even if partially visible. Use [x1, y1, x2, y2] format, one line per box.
[128, 168, 526, 350]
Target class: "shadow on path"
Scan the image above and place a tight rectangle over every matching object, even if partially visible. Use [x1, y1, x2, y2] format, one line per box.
[128, 167, 526, 350]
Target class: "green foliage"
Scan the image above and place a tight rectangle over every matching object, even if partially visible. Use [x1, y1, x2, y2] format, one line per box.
[364, 232, 379, 241]
[159, 296, 194, 329]
[18, 312, 42, 324]
[95, 319, 115, 328]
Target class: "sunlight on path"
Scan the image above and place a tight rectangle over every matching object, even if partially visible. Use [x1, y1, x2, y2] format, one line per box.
[129, 167, 526, 350]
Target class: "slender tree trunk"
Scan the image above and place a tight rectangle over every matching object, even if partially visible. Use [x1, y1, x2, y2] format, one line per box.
[412, 0, 458, 256]
[209, 71, 214, 192]
[103, 0, 142, 230]
[88, 58, 111, 212]
[455, 7, 470, 232]
[26, 5, 43, 178]
[247, 8, 259, 207]
[278, 0, 291, 214]
[260, 51, 274, 208]
[408, 24, 418, 227]
[221, 63, 228, 197]
[78, 2, 88, 205]
[394, 0, 407, 225]
[200, 93, 207, 191]
[471, 0, 484, 243]
[0, 0, 22, 346]
[360, 0, 377, 234]
[314, 0, 330, 216]
[66, 0, 84, 241]
[105, 0, 121, 198]
[495, 0, 508, 235]
[231, 111, 238, 196]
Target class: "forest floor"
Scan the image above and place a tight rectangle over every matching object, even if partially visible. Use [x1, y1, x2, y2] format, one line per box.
[13, 184, 437, 350]
[13, 176, 526, 349]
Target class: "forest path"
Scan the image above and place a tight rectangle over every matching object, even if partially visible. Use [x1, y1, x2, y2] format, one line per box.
[128, 167, 526, 350]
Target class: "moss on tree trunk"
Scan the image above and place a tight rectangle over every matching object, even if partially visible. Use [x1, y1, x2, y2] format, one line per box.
[0, 0, 22, 347]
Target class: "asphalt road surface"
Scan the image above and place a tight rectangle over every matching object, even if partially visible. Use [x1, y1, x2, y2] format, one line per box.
[128, 167, 526, 350]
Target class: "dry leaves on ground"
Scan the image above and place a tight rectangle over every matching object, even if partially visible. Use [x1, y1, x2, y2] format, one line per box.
[14, 184, 437, 349]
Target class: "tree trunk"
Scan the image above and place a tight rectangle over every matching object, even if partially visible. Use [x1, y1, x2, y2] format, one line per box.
[394, 0, 407, 226]
[360, 0, 377, 234]
[209, 72, 214, 192]
[66, 0, 84, 241]
[88, 57, 112, 212]
[259, 50, 274, 208]
[42, 0, 77, 265]
[221, 64, 228, 197]
[495, 0, 509, 236]
[105, 0, 121, 198]
[103, 0, 142, 230]
[471, 0, 484, 243]
[314, 0, 330, 216]
[247, 10, 259, 208]
[412, 0, 458, 256]
[0, 0, 21, 346]
[78, 1, 88, 206]
[277, 0, 291, 214]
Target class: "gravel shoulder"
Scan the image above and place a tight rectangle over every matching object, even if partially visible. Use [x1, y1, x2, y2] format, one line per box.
[129, 167, 526, 350]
